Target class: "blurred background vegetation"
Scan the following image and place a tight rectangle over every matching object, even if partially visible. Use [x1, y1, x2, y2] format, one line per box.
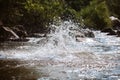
[0, 0, 120, 33]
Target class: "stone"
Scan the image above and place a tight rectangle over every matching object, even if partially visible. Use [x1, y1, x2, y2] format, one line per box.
[101, 28, 116, 35]
[116, 30, 120, 37]
[29, 33, 46, 38]
[12, 25, 28, 38]
[71, 30, 84, 41]
[81, 29, 95, 38]
[0, 26, 19, 41]
[75, 32, 85, 38]
[110, 16, 120, 30]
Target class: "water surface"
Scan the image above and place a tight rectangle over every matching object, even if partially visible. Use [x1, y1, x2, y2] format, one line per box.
[0, 21, 120, 80]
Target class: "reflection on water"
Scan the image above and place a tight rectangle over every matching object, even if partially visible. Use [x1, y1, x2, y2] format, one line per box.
[0, 21, 120, 80]
[0, 59, 42, 80]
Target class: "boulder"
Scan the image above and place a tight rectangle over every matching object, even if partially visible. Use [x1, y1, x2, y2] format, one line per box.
[110, 16, 120, 30]
[84, 30, 95, 38]
[101, 28, 116, 35]
[75, 32, 85, 42]
[75, 32, 85, 38]
[72, 28, 95, 38]
[76, 37, 86, 42]
[12, 25, 28, 38]
[74, 29, 94, 42]
[81, 29, 95, 38]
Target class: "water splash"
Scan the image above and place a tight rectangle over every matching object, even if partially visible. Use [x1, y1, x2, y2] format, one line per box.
[0, 21, 120, 80]
[43, 21, 83, 52]
[2, 20, 118, 59]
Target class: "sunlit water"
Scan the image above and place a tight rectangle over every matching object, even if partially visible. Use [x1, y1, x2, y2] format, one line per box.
[0, 21, 120, 80]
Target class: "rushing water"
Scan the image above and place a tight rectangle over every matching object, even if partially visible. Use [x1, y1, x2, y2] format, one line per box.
[0, 21, 120, 80]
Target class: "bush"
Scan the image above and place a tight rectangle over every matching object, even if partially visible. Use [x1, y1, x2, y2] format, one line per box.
[64, 0, 92, 11]
[22, 0, 66, 33]
[0, 0, 25, 26]
[0, 0, 65, 33]
[106, 0, 120, 18]
[0, 0, 116, 32]
[80, 0, 111, 30]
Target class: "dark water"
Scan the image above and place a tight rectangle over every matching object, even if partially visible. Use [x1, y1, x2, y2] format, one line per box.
[0, 42, 45, 80]
[0, 59, 40, 80]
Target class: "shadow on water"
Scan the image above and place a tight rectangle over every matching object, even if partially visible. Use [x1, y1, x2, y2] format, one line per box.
[0, 59, 46, 80]
[0, 41, 25, 50]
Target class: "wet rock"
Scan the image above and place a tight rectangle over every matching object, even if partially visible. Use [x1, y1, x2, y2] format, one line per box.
[29, 33, 46, 38]
[75, 32, 85, 38]
[73, 31, 85, 42]
[79, 29, 95, 38]
[0, 25, 29, 42]
[12, 25, 28, 38]
[76, 29, 95, 38]
[76, 37, 86, 42]
[110, 16, 120, 30]
[84, 29, 95, 38]
[0, 26, 19, 41]
[116, 30, 120, 37]
[101, 28, 116, 35]
[75, 29, 95, 42]
[112, 20, 120, 30]
[70, 27, 95, 38]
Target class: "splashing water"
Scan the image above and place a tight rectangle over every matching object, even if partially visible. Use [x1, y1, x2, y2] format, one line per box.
[0, 21, 120, 80]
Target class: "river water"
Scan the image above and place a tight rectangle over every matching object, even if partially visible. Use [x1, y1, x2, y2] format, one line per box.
[0, 21, 120, 80]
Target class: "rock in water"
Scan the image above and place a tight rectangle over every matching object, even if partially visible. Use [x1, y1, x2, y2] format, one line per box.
[84, 29, 95, 38]
[74, 29, 95, 42]
[0, 26, 19, 41]
[12, 25, 28, 38]
[110, 16, 120, 30]
[80, 29, 95, 38]
[101, 28, 116, 35]
[117, 30, 120, 37]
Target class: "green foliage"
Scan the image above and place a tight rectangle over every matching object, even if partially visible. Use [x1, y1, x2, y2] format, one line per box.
[0, 0, 120, 32]
[22, 0, 65, 33]
[80, 0, 111, 29]
[0, 0, 65, 33]
[64, 0, 92, 11]
[0, 0, 25, 26]
[106, 0, 120, 18]
[23, 0, 46, 33]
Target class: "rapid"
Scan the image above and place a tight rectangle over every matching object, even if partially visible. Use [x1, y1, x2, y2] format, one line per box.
[0, 21, 120, 80]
